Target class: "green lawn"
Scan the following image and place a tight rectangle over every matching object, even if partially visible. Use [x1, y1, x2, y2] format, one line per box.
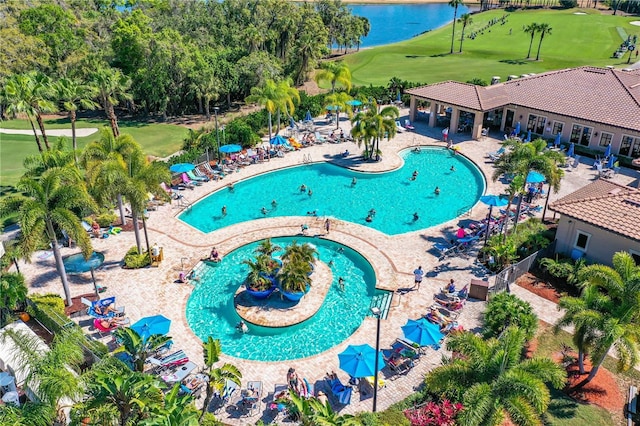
[346, 8, 640, 86]
[0, 117, 187, 188]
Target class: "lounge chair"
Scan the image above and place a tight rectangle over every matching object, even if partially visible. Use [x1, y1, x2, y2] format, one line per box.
[148, 350, 189, 373]
[181, 173, 201, 187]
[434, 241, 461, 260]
[314, 131, 327, 144]
[213, 379, 239, 413]
[93, 317, 129, 338]
[269, 384, 289, 420]
[395, 120, 406, 132]
[382, 349, 413, 376]
[359, 373, 386, 396]
[83, 296, 125, 319]
[404, 119, 415, 130]
[236, 381, 262, 416]
[187, 170, 208, 182]
[487, 146, 506, 161]
[179, 373, 208, 398]
[324, 374, 352, 405]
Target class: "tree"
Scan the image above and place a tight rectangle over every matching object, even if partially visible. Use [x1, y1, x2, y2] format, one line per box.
[425, 327, 566, 426]
[523, 23, 538, 59]
[350, 101, 398, 161]
[91, 66, 132, 138]
[54, 78, 99, 163]
[483, 292, 538, 340]
[274, 78, 301, 134]
[0, 272, 28, 327]
[246, 79, 280, 144]
[0, 167, 96, 306]
[112, 327, 172, 373]
[140, 384, 200, 426]
[314, 61, 352, 93]
[448, 0, 465, 54]
[535, 23, 552, 61]
[458, 14, 473, 53]
[324, 91, 352, 130]
[558, 252, 640, 388]
[199, 337, 242, 421]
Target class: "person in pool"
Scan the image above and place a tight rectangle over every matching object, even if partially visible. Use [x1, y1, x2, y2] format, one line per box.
[261, 207, 267, 215]
[209, 247, 221, 262]
[351, 177, 357, 186]
[236, 321, 248, 333]
[271, 199, 277, 208]
[434, 186, 441, 195]
[338, 277, 345, 291]
[300, 184, 307, 192]
[413, 212, 419, 221]
[365, 214, 373, 222]
[369, 208, 377, 216]
[450, 165, 455, 172]
[221, 205, 227, 216]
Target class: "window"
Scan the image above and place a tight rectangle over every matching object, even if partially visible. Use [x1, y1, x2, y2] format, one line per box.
[574, 231, 591, 251]
[552, 122, 563, 135]
[527, 114, 546, 134]
[598, 132, 612, 147]
[618, 135, 640, 158]
[570, 124, 592, 146]
[631, 250, 640, 266]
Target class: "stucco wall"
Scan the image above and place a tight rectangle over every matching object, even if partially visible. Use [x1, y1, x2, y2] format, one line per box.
[554, 215, 640, 265]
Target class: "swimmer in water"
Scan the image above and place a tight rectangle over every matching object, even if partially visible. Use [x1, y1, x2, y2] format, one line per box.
[271, 199, 277, 208]
[261, 207, 267, 215]
[413, 212, 419, 221]
[222, 205, 227, 216]
[365, 214, 373, 222]
[351, 177, 357, 186]
[300, 184, 306, 192]
[228, 183, 234, 192]
[328, 260, 334, 267]
[308, 189, 313, 197]
[369, 208, 376, 216]
[434, 186, 441, 195]
[338, 277, 345, 291]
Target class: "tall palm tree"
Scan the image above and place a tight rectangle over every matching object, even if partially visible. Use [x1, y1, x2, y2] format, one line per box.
[524, 23, 538, 59]
[274, 78, 301, 134]
[425, 327, 566, 425]
[324, 91, 352, 130]
[535, 23, 552, 61]
[54, 77, 99, 163]
[199, 337, 242, 421]
[351, 102, 399, 161]
[448, 0, 465, 54]
[458, 13, 473, 53]
[112, 327, 172, 373]
[558, 252, 640, 389]
[314, 61, 352, 93]
[30, 72, 57, 150]
[141, 384, 200, 426]
[0, 167, 97, 306]
[91, 66, 132, 138]
[256, 238, 282, 257]
[246, 79, 280, 144]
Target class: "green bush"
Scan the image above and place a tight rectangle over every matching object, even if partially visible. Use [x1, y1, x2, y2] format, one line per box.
[27, 293, 71, 333]
[200, 412, 224, 426]
[483, 292, 538, 340]
[95, 211, 117, 228]
[559, 0, 578, 7]
[224, 119, 261, 146]
[123, 246, 150, 269]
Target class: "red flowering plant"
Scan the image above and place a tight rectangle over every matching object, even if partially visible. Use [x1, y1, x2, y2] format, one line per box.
[403, 399, 463, 426]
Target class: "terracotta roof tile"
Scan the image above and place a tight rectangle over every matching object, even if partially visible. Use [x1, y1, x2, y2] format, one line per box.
[549, 180, 640, 241]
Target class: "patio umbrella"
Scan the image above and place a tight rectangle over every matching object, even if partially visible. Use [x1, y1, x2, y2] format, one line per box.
[338, 344, 385, 378]
[526, 170, 546, 183]
[219, 144, 242, 154]
[169, 163, 195, 173]
[326, 105, 339, 111]
[63, 251, 105, 298]
[304, 110, 313, 122]
[554, 133, 561, 148]
[346, 99, 362, 107]
[401, 318, 444, 347]
[289, 117, 296, 128]
[567, 143, 575, 158]
[270, 135, 288, 146]
[515, 121, 521, 135]
[479, 195, 509, 245]
[604, 143, 612, 158]
[526, 129, 532, 142]
[131, 315, 171, 340]
[607, 155, 617, 169]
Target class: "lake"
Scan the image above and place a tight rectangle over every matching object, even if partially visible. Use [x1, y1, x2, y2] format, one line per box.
[348, 3, 474, 47]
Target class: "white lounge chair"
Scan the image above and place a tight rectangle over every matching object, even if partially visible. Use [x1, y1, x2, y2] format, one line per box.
[395, 120, 406, 132]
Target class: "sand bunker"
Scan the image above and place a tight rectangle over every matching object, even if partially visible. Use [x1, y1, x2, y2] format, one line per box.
[630, 21, 640, 26]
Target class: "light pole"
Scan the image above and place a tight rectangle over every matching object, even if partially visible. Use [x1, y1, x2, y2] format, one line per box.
[214, 106, 220, 162]
[370, 306, 382, 412]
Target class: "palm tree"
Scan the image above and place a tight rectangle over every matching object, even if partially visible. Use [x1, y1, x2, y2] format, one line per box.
[314, 61, 352, 93]
[29, 72, 57, 150]
[559, 252, 640, 389]
[54, 77, 99, 163]
[351, 102, 399, 161]
[0, 401, 55, 426]
[524, 23, 538, 59]
[0, 167, 96, 306]
[325, 91, 352, 130]
[535, 23, 552, 61]
[0, 272, 28, 327]
[142, 384, 200, 426]
[256, 238, 282, 257]
[274, 78, 301, 134]
[91, 66, 132, 138]
[448, 0, 465, 54]
[199, 337, 242, 421]
[458, 14, 473, 53]
[425, 327, 566, 425]
[112, 327, 172, 372]
[246, 79, 279, 144]
[0, 327, 85, 423]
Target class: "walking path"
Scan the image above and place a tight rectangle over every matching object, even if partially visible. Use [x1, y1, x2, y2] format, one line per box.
[12, 108, 639, 424]
[0, 127, 99, 137]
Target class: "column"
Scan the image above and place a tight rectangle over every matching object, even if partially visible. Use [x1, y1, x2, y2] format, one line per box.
[472, 111, 483, 140]
[428, 102, 437, 127]
[500, 107, 509, 132]
[409, 96, 416, 123]
[449, 108, 460, 134]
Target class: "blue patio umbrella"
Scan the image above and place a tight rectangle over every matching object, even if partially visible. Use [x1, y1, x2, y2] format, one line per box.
[169, 163, 195, 173]
[326, 105, 339, 111]
[526, 129, 532, 142]
[607, 155, 617, 169]
[346, 99, 362, 107]
[604, 143, 612, 158]
[554, 133, 561, 148]
[131, 315, 171, 341]
[401, 318, 444, 347]
[63, 251, 105, 297]
[338, 344, 385, 378]
[567, 143, 575, 158]
[304, 110, 313, 122]
[526, 170, 546, 184]
[479, 195, 509, 245]
[270, 135, 288, 146]
[289, 117, 296, 128]
[515, 121, 521, 135]
[219, 144, 242, 154]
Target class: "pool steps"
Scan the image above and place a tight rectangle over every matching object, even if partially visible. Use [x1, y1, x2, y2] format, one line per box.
[368, 291, 392, 320]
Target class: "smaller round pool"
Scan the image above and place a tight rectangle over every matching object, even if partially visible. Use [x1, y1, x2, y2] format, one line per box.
[186, 237, 380, 361]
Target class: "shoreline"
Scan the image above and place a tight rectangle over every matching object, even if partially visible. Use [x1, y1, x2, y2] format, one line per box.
[296, 0, 480, 4]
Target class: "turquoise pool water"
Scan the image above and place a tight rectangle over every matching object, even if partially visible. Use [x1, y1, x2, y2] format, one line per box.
[185, 237, 378, 361]
[179, 147, 485, 235]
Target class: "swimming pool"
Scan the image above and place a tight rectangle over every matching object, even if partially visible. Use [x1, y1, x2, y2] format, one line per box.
[185, 237, 378, 361]
[179, 147, 485, 235]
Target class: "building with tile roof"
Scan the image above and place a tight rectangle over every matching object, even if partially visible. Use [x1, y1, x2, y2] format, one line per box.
[548, 179, 640, 265]
[406, 67, 640, 163]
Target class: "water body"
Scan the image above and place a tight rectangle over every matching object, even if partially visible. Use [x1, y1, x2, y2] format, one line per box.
[349, 3, 473, 47]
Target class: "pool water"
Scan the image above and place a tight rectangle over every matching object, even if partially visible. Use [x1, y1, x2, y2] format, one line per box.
[179, 147, 485, 235]
[185, 237, 378, 361]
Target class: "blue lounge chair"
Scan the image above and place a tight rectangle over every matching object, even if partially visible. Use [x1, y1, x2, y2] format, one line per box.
[187, 170, 208, 182]
[83, 296, 124, 319]
[325, 376, 352, 405]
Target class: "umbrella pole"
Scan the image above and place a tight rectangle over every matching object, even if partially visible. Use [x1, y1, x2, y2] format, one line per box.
[90, 267, 100, 298]
[372, 312, 381, 412]
[542, 183, 552, 222]
[484, 205, 493, 246]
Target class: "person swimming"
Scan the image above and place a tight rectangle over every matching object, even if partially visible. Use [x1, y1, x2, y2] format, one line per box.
[351, 177, 357, 186]
[369, 208, 376, 216]
[338, 277, 345, 291]
[221, 205, 227, 216]
[271, 199, 277, 208]
[308, 189, 313, 197]
[434, 186, 441, 195]
[228, 183, 234, 192]
[365, 214, 373, 222]
[410, 170, 418, 181]
[261, 207, 267, 215]
[413, 212, 419, 221]
[307, 210, 317, 216]
[236, 321, 248, 333]
[450, 165, 455, 172]
[300, 184, 307, 192]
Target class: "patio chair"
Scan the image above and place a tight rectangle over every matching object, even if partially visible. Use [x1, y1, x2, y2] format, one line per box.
[382, 349, 413, 376]
[324, 374, 352, 405]
[434, 241, 459, 261]
[404, 119, 415, 130]
[83, 296, 125, 319]
[148, 350, 189, 374]
[213, 379, 239, 413]
[269, 384, 290, 420]
[93, 317, 129, 338]
[181, 173, 201, 187]
[187, 170, 208, 182]
[359, 373, 386, 396]
[314, 131, 327, 144]
[395, 120, 406, 132]
[236, 381, 262, 416]
[179, 373, 208, 398]
[487, 146, 505, 161]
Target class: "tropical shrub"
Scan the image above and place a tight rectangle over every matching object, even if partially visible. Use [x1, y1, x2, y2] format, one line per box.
[224, 119, 261, 146]
[483, 292, 538, 340]
[123, 246, 150, 269]
[95, 211, 117, 228]
[26, 293, 70, 333]
[559, 0, 578, 7]
[404, 399, 463, 426]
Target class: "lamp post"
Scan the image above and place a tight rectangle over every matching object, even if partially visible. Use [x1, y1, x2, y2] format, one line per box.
[214, 107, 220, 161]
[370, 306, 382, 412]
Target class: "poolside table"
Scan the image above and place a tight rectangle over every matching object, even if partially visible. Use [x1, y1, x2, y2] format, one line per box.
[160, 361, 197, 384]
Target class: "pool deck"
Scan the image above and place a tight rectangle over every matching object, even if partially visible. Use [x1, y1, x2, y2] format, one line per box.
[13, 108, 639, 423]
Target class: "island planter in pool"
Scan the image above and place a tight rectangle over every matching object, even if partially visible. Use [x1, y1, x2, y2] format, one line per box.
[280, 288, 307, 302]
[245, 284, 277, 299]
